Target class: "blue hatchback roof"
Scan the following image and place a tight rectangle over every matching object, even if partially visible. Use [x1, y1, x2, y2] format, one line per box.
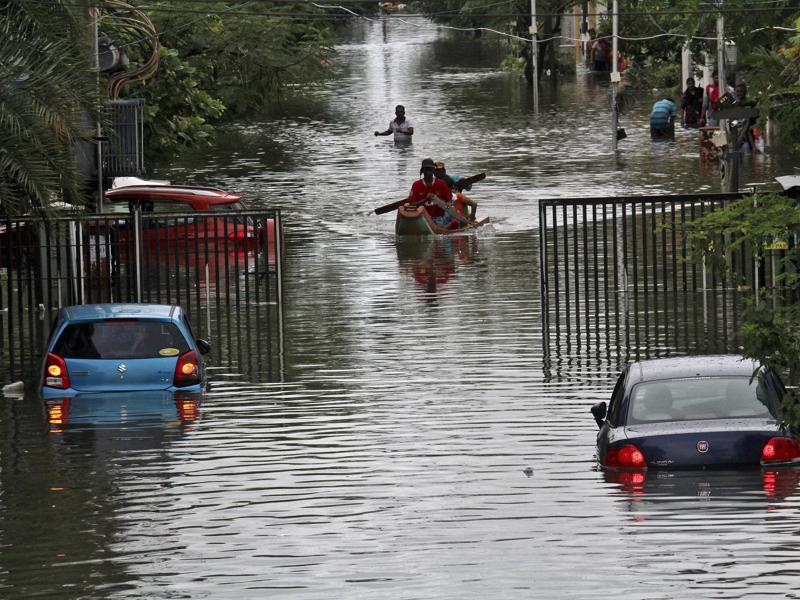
[63, 304, 179, 321]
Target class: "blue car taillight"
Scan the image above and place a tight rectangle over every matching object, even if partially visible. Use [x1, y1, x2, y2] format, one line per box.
[173, 350, 200, 387]
[761, 437, 800, 463]
[605, 444, 647, 469]
[44, 353, 70, 389]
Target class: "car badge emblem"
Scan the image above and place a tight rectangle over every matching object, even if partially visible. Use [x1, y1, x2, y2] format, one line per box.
[117, 364, 127, 373]
[697, 440, 710, 453]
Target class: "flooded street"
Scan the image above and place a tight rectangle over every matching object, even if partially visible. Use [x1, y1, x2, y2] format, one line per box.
[4, 16, 800, 598]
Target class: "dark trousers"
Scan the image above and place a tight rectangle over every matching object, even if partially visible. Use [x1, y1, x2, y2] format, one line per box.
[650, 125, 674, 139]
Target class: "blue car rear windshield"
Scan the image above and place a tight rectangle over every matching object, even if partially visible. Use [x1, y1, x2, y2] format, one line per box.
[53, 321, 189, 360]
[628, 376, 778, 424]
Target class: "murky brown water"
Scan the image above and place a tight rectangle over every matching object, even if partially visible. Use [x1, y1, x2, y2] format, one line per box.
[3, 16, 800, 599]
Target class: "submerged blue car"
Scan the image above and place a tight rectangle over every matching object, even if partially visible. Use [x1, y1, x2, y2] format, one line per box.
[592, 355, 799, 470]
[41, 304, 209, 398]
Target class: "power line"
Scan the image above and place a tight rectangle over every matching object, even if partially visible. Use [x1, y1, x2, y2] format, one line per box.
[13, 0, 800, 20]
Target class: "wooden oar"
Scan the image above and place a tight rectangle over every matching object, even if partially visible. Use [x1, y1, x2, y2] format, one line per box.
[374, 197, 413, 216]
[453, 172, 486, 192]
[373, 172, 486, 215]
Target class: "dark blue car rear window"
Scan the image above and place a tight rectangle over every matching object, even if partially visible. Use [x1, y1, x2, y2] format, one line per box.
[628, 376, 778, 424]
[53, 321, 189, 360]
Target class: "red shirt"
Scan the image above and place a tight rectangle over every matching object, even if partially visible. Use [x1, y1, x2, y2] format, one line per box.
[408, 178, 451, 218]
[705, 83, 720, 111]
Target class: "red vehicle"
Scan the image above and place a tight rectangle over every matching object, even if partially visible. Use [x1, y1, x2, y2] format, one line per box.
[103, 184, 277, 249]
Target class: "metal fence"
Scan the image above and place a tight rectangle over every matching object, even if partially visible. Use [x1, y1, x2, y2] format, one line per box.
[0, 209, 284, 381]
[103, 99, 145, 177]
[536, 192, 788, 351]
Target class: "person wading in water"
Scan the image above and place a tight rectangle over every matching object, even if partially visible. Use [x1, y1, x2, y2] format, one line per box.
[374, 105, 414, 143]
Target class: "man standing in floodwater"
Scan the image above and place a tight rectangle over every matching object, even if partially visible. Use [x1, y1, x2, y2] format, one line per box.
[374, 105, 414, 143]
[650, 97, 677, 138]
[680, 77, 703, 128]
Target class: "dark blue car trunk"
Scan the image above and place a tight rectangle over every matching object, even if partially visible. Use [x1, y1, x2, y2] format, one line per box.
[624, 419, 780, 467]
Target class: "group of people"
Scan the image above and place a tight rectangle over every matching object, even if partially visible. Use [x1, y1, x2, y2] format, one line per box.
[649, 71, 760, 152]
[585, 29, 627, 73]
[406, 158, 478, 229]
[374, 105, 479, 229]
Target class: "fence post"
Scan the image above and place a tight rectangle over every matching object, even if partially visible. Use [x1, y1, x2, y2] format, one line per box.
[273, 210, 285, 379]
[133, 205, 142, 303]
[616, 203, 628, 294]
[77, 221, 85, 305]
[702, 252, 708, 325]
[753, 195, 760, 307]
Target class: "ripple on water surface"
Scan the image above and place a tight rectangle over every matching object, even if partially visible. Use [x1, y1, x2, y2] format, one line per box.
[3, 14, 800, 600]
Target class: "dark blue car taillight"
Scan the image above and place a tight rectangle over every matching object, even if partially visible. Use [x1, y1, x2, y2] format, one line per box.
[761, 437, 800, 463]
[605, 444, 647, 469]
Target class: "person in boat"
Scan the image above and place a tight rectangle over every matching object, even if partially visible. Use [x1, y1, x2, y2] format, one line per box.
[407, 158, 468, 228]
[433, 161, 477, 222]
[649, 97, 677, 139]
[374, 105, 413, 143]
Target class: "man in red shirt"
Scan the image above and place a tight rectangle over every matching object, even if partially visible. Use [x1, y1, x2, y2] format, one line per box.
[701, 70, 721, 126]
[407, 158, 467, 227]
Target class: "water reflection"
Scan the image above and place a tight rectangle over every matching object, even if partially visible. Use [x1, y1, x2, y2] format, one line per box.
[44, 391, 202, 434]
[0, 390, 202, 597]
[3, 14, 800, 599]
[395, 235, 480, 300]
[606, 468, 800, 502]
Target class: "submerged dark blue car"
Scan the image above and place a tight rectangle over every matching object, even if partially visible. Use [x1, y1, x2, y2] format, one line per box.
[592, 355, 800, 470]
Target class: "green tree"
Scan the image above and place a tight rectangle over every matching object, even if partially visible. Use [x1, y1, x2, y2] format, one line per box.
[614, 0, 800, 91]
[416, 0, 583, 80]
[687, 191, 800, 426]
[738, 13, 800, 150]
[1, 1, 100, 215]
[105, 1, 336, 159]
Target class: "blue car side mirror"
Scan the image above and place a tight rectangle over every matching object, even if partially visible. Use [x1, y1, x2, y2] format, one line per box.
[196, 338, 211, 355]
[591, 402, 607, 428]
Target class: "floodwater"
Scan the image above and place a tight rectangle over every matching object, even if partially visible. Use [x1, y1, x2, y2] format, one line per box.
[3, 15, 800, 599]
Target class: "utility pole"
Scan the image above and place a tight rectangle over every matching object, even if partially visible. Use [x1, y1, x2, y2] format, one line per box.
[716, 1, 725, 95]
[611, 0, 620, 151]
[681, 43, 691, 91]
[530, 0, 539, 112]
[716, 0, 739, 192]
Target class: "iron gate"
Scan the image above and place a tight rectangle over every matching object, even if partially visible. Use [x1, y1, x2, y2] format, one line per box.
[0, 208, 284, 380]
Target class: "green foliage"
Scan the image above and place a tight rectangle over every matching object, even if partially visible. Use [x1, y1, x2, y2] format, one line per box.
[625, 60, 680, 91]
[739, 302, 800, 426]
[112, 2, 336, 159]
[417, 0, 582, 80]
[736, 16, 800, 151]
[138, 48, 225, 156]
[615, 1, 800, 143]
[687, 193, 799, 260]
[0, 1, 100, 215]
[687, 192, 800, 424]
[612, 0, 714, 74]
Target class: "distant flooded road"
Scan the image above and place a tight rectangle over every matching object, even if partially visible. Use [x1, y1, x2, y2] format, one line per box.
[3, 15, 800, 599]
